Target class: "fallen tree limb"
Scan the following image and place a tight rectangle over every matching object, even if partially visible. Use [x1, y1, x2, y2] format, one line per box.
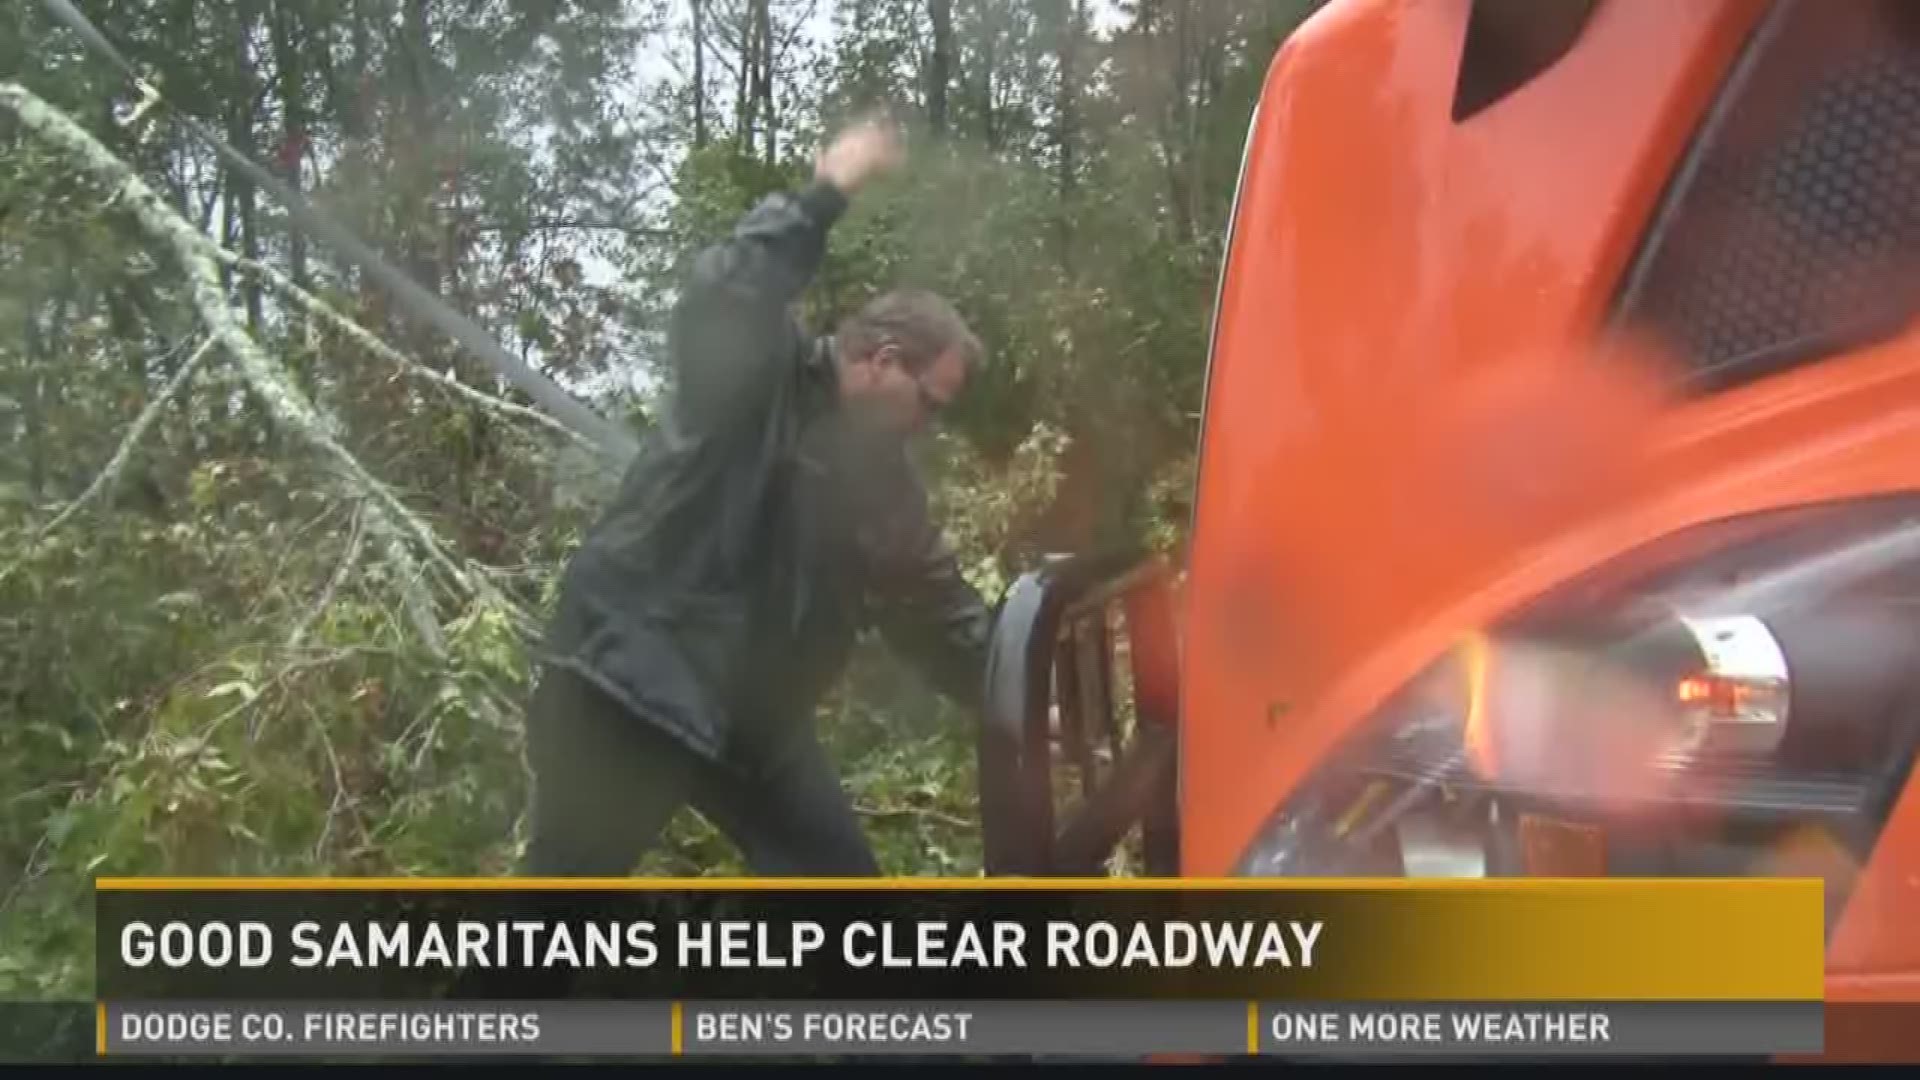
[214, 250, 589, 447]
[39, 0, 639, 460]
[0, 82, 460, 652]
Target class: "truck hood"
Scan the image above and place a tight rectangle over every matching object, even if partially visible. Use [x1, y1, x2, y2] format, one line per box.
[1177, 0, 1920, 875]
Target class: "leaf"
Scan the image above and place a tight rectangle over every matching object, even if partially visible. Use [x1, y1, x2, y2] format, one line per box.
[204, 681, 258, 704]
[44, 809, 77, 846]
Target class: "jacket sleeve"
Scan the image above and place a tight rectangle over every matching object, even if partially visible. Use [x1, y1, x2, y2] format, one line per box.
[669, 180, 849, 433]
[863, 464, 994, 715]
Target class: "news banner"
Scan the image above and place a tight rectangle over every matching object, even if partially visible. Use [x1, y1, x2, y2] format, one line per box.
[88, 878, 1826, 1060]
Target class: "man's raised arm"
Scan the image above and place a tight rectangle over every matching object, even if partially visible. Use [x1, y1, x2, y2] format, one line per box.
[670, 118, 904, 431]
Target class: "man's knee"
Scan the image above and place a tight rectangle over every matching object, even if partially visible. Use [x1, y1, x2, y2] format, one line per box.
[517, 667, 698, 877]
[521, 768, 651, 878]
[718, 738, 882, 877]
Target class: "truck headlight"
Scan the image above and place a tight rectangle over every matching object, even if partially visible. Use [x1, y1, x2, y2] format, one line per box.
[1236, 496, 1920, 916]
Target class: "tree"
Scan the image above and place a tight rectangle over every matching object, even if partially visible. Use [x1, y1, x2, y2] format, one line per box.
[693, 0, 708, 147]
[927, 0, 952, 136]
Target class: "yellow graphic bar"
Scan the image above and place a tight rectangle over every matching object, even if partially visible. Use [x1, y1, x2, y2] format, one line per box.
[93, 875, 1814, 891]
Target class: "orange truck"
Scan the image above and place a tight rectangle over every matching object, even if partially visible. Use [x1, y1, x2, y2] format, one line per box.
[977, 0, 1920, 1061]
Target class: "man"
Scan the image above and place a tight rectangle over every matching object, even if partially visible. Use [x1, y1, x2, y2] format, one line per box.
[521, 117, 993, 877]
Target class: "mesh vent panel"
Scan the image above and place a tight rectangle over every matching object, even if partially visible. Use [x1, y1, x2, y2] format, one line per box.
[1615, 0, 1920, 390]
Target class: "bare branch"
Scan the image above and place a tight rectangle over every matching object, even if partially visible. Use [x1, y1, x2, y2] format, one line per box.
[245, 501, 344, 626]
[311, 701, 351, 862]
[20, 334, 215, 545]
[775, 0, 820, 60]
[286, 502, 366, 650]
[0, 829, 52, 920]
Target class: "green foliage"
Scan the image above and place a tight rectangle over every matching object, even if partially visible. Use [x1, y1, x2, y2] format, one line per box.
[0, 472, 559, 997]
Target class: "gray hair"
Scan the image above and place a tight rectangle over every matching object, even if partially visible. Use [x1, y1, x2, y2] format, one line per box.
[835, 288, 983, 374]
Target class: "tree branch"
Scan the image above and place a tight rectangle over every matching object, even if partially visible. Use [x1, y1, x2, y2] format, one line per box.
[212, 248, 591, 446]
[775, 0, 819, 61]
[0, 82, 461, 653]
[286, 502, 366, 650]
[854, 803, 974, 829]
[465, 219, 675, 238]
[20, 333, 215, 544]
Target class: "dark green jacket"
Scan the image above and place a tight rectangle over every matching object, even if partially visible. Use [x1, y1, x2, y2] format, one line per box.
[539, 179, 991, 768]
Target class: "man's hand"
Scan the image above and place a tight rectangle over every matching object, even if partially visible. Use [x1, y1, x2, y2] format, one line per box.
[815, 115, 906, 196]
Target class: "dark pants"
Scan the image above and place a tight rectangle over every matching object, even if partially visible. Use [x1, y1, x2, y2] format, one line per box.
[518, 665, 879, 877]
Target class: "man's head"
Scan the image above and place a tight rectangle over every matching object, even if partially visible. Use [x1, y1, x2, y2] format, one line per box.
[833, 289, 982, 439]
